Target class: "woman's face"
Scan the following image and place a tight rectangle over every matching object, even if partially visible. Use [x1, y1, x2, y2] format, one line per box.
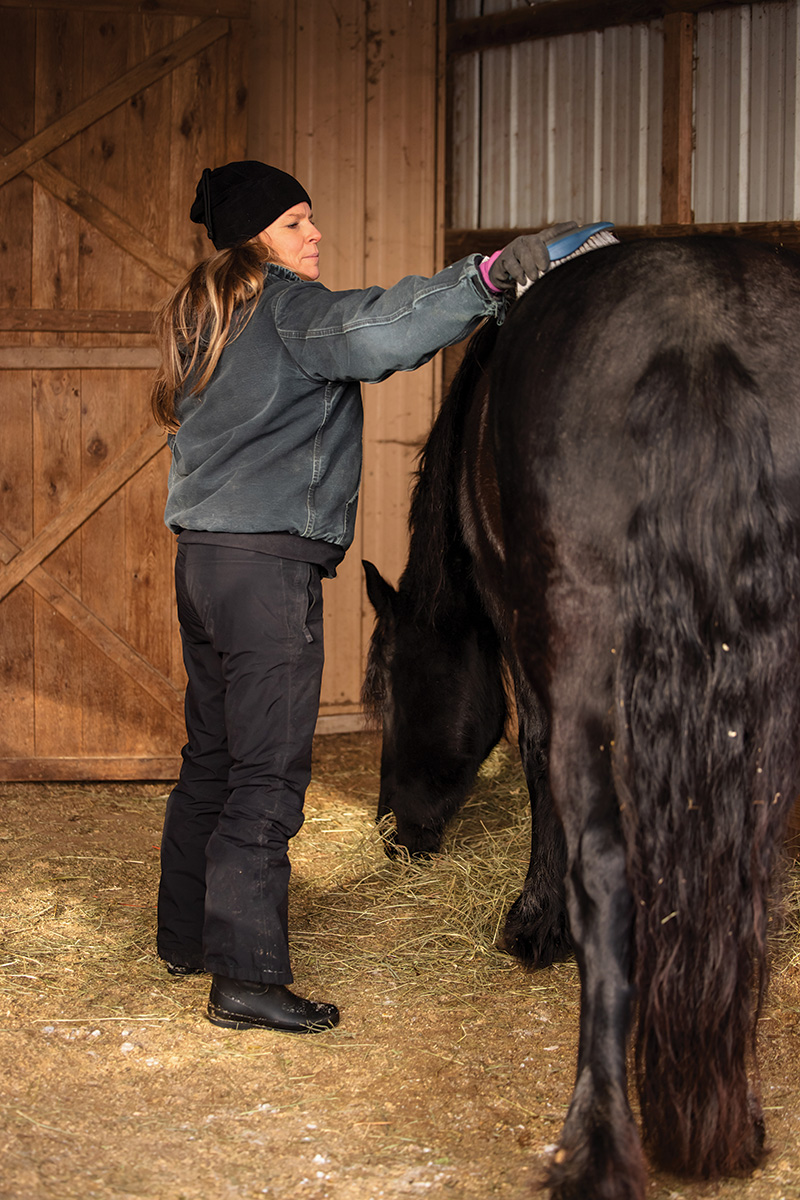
[260, 202, 321, 280]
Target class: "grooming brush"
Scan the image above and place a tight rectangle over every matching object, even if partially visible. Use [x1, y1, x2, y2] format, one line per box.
[516, 221, 619, 297]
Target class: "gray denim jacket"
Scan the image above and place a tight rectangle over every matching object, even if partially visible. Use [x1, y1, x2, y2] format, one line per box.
[164, 255, 505, 550]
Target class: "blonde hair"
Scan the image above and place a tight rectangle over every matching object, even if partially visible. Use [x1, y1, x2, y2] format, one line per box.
[151, 238, 277, 432]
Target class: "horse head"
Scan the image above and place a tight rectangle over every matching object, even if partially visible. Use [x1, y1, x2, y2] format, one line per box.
[362, 558, 507, 858]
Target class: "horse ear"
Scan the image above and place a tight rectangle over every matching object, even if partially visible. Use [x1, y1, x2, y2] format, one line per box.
[362, 560, 397, 619]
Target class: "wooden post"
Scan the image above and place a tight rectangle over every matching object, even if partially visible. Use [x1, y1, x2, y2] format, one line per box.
[661, 11, 695, 224]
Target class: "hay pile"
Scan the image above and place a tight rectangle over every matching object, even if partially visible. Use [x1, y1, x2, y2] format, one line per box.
[292, 743, 548, 1003]
[1, 733, 797, 1017]
[1, 734, 799, 1200]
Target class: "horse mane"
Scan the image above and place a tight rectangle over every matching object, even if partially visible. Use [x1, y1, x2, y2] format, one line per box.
[401, 318, 501, 625]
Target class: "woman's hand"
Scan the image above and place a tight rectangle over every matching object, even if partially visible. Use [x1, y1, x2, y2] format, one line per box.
[487, 222, 580, 291]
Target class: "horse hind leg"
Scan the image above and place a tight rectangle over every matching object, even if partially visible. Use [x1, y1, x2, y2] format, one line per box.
[547, 727, 646, 1199]
[534, 627, 647, 1200]
[497, 671, 571, 967]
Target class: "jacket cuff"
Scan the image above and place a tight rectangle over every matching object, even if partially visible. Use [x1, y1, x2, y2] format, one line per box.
[466, 254, 510, 323]
[478, 250, 504, 294]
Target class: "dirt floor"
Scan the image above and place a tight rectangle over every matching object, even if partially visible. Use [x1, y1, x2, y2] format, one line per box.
[1, 732, 799, 1200]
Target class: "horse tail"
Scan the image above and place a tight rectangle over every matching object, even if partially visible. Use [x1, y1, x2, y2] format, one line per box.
[616, 342, 800, 1176]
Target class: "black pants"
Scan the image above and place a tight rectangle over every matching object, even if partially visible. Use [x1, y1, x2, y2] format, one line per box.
[157, 542, 324, 984]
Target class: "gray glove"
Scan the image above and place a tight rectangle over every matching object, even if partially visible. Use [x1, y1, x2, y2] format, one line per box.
[488, 222, 580, 291]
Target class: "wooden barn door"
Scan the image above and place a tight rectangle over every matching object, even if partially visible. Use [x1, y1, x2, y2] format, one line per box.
[0, 1, 248, 780]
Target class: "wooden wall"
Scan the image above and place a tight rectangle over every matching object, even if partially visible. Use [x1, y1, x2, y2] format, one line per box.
[247, 0, 446, 731]
[0, 0, 445, 777]
[0, 1, 249, 778]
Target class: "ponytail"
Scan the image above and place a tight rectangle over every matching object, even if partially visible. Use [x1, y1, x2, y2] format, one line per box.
[151, 238, 277, 432]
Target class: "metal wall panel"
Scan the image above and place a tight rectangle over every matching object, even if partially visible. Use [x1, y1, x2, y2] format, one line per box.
[694, 2, 800, 222]
[450, 22, 664, 229]
[451, 1, 800, 229]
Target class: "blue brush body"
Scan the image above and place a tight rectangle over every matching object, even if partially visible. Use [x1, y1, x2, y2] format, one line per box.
[547, 221, 616, 263]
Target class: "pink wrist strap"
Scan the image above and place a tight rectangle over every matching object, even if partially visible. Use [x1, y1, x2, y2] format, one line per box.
[479, 250, 503, 294]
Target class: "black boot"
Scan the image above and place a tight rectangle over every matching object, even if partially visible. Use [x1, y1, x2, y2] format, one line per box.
[207, 975, 340, 1033]
[163, 960, 205, 977]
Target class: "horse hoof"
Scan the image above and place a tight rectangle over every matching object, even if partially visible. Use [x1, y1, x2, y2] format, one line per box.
[498, 913, 572, 968]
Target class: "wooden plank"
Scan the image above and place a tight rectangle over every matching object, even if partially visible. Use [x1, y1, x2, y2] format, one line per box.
[0, 529, 183, 721]
[290, 0, 367, 716]
[31, 368, 83, 594]
[294, 0, 366, 292]
[0, 372, 35, 757]
[0, 757, 182, 781]
[124, 15, 194, 289]
[662, 11, 694, 224]
[119, 16, 188, 708]
[0, 586, 35, 757]
[444, 220, 800, 262]
[0, 0, 248, 15]
[362, 0, 440, 582]
[27, 15, 84, 760]
[0, 17, 229, 188]
[79, 11, 128, 331]
[247, 0, 297, 171]
[316, 713, 366, 735]
[0, 371, 33, 548]
[0, 8, 34, 139]
[125, 450, 177, 679]
[32, 8, 83, 345]
[31, 356, 84, 754]
[435, 0, 449, 267]
[0, 8, 34, 338]
[80, 357, 137, 748]
[0, 423, 167, 603]
[448, 0, 769, 56]
[0, 171, 33, 321]
[0, 309, 154, 332]
[165, 17, 229, 263]
[224, 5, 248, 160]
[0, 347, 159, 367]
[33, 599, 86, 755]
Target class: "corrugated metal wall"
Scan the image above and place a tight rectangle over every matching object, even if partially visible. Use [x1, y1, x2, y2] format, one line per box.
[694, 2, 800, 222]
[452, 23, 664, 228]
[450, 4, 664, 228]
[450, 0, 800, 229]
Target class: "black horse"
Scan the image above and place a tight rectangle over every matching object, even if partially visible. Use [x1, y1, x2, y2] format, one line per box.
[362, 236, 800, 1200]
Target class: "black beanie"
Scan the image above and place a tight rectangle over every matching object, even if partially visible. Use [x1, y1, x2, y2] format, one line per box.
[190, 161, 312, 251]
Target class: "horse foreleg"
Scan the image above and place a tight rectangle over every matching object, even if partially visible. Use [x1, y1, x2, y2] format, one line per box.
[498, 673, 571, 966]
[544, 693, 646, 1200]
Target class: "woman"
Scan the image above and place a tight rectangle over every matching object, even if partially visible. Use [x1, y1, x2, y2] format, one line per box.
[151, 159, 574, 1033]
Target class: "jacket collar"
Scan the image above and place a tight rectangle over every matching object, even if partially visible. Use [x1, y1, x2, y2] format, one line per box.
[266, 263, 305, 284]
